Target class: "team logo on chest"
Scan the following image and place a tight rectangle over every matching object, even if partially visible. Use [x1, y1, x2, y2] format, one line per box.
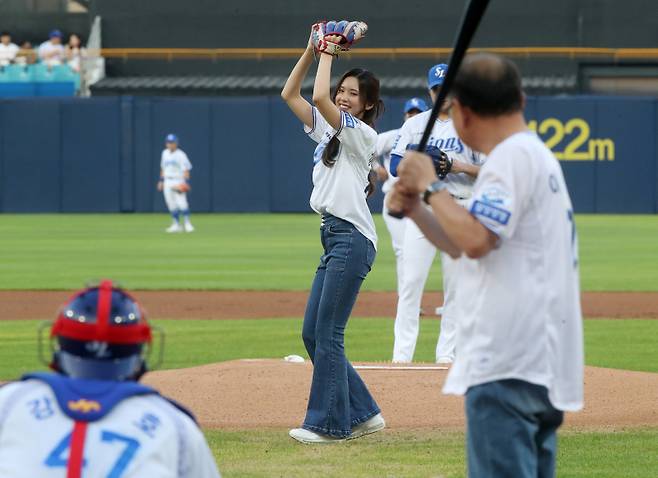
[427, 136, 464, 154]
[68, 398, 102, 413]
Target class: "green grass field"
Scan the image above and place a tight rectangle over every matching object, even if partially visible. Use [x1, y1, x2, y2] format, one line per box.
[2, 317, 658, 477]
[0, 213, 656, 290]
[1, 213, 656, 477]
[206, 428, 658, 478]
[1, 318, 657, 380]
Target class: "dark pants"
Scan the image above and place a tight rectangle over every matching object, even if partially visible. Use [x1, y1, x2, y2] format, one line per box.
[465, 379, 564, 478]
[301, 215, 380, 438]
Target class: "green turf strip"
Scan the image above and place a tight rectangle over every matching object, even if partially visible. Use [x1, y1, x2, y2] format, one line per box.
[0, 214, 656, 290]
[1, 318, 656, 380]
[204, 428, 658, 478]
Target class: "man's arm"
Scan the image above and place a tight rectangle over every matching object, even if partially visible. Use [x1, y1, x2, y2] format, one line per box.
[425, 190, 497, 258]
[451, 161, 481, 178]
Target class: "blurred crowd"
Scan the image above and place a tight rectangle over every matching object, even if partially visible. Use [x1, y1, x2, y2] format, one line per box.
[0, 29, 85, 72]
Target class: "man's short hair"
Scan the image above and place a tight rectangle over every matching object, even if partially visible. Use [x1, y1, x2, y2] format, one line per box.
[453, 53, 523, 117]
[0, 32, 10, 37]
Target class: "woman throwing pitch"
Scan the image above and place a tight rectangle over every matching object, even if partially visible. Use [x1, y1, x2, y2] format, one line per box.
[281, 22, 385, 444]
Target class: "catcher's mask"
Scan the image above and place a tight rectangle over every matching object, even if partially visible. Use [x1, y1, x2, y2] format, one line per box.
[39, 280, 163, 381]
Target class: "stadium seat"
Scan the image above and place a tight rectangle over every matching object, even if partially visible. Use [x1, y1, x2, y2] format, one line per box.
[51, 64, 81, 91]
[32, 63, 55, 82]
[4, 64, 32, 82]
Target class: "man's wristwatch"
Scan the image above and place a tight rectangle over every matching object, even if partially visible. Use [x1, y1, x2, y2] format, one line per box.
[423, 180, 447, 204]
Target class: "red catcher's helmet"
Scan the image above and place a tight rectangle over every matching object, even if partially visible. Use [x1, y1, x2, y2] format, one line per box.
[46, 280, 154, 381]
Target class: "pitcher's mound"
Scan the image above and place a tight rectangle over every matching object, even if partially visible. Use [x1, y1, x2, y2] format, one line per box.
[143, 359, 658, 430]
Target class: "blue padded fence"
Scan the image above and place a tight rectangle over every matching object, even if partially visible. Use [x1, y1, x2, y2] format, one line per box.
[0, 95, 656, 213]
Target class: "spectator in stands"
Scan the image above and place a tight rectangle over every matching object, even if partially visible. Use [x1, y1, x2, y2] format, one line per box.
[0, 32, 19, 67]
[65, 33, 85, 72]
[15, 41, 37, 65]
[38, 29, 65, 67]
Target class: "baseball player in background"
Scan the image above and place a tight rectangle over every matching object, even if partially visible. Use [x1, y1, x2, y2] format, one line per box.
[391, 53, 583, 478]
[375, 98, 428, 297]
[157, 134, 194, 233]
[389, 64, 484, 364]
[0, 280, 221, 477]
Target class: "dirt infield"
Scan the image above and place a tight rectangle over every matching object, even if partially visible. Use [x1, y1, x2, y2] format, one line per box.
[143, 359, 658, 430]
[2, 290, 658, 320]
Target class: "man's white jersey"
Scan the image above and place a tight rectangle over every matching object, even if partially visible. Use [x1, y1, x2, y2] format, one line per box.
[305, 107, 378, 249]
[0, 380, 221, 478]
[0, 42, 19, 63]
[443, 131, 584, 412]
[160, 148, 192, 187]
[391, 110, 483, 199]
[376, 129, 399, 194]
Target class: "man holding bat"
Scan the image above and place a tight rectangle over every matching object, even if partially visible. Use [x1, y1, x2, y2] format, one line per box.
[388, 53, 584, 478]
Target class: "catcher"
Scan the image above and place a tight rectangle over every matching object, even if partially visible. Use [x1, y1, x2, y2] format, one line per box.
[0, 280, 220, 477]
[388, 63, 486, 365]
[157, 133, 194, 233]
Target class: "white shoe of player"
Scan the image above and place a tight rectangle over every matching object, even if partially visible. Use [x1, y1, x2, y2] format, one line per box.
[166, 223, 182, 233]
[289, 428, 345, 444]
[435, 306, 444, 316]
[184, 222, 195, 233]
[349, 413, 386, 440]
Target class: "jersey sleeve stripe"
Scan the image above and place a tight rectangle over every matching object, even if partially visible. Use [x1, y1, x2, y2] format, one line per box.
[305, 107, 317, 136]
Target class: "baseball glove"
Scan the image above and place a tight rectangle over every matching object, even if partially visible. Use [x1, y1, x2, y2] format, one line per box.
[175, 183, 191, 193]
[311, 20, 368, 57]
[407, 144, 453, 180]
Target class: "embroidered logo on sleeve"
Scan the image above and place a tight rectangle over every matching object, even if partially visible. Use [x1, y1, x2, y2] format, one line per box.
[471, 185, 512, 225]
[471, 200, 511, 225]
[343, 113, 357, 129]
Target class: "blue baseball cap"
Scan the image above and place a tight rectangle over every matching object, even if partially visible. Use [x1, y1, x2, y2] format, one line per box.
[427, 63, 448, 89]
[404, 97, 429, 114]
[49, 29, 63, 39]
[165, 133, 179, 143]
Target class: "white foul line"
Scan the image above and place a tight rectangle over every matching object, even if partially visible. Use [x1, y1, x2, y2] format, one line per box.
[353, 365, 449, 371]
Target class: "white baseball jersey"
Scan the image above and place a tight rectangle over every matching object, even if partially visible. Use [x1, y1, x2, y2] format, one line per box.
[443, 131, 584, 412]
[0, 377, 221, 478]
[390, 110, 483, 199]
[37, 41, 65, 62]
[305, 107, 378, 249]
[160, 148, 192, 187]
[0, 42, 19, 64]
[375, 129, 399, 194]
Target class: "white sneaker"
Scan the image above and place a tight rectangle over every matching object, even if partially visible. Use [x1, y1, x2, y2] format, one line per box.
[349, 413, 386, 440]
[166, 223, 182, 233]
[289, 428, 345, 444]
[184, 222, 194, 233]
[435, 306, 444, 315]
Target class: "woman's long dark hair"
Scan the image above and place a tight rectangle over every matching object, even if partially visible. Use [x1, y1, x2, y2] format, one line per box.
[321, 68, 384, 197]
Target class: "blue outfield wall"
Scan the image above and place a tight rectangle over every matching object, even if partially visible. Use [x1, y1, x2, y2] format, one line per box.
[0, 95, 656, 213]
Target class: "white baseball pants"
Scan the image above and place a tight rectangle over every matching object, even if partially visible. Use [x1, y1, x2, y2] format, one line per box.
[435, 251, 459, 362]
[163, 186, 189, 212]
[392, 218, 437, 362]
[382, 193, 408, 294]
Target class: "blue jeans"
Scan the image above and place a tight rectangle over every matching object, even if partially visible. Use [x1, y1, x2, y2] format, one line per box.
[465, 379, 564, 478]
[302, 214, 380, 438]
